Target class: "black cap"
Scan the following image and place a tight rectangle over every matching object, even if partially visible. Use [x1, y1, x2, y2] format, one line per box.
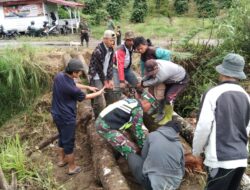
[65, 59, 84, 72]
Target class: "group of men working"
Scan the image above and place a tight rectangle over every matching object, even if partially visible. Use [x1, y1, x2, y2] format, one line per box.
[51, 28, 250, 190]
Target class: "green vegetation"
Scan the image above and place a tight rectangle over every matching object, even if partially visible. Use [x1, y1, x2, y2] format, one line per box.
[194, 0, 217, 18]
[131, 0, 148, 23]
[106, 1, 122, 20]
[174, 0, 250, 116]
[217, 0, 250, 63]
[174, 0, 189, 15]
[0, 45, 51, 126]
[0, 135, 59, 189]
[91, 16, 213, 39]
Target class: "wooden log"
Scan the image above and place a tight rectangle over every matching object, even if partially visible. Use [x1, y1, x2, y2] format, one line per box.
[143, 110, 195, 146]
[85, 107, 130, 190]
[63, 53, 72, 68]
[27, 133, 59, 156]
[10, 172, 17, 190]
[0, 166, 10, 190]
[172, 112, 195, 146]
[74, 54, 89, 81]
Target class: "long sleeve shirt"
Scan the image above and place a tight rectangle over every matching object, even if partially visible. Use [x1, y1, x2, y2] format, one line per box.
[193, 81, 250, 169]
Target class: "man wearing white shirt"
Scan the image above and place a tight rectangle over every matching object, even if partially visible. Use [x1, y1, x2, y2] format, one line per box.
[193, 53, 250, 190]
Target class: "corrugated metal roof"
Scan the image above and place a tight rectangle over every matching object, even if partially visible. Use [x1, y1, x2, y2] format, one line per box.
[0, 0, 84, 7]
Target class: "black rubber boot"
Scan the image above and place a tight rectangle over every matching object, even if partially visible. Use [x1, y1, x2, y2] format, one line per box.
[154, 99, 165, 123]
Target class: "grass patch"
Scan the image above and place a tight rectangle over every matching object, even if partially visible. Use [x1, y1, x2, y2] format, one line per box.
[0, 45, 51, 126]
[17, 34, 80, 42]
[0, 135, 60, 189]
[15, 17, 215, 41]
[91, 16, 214, 40]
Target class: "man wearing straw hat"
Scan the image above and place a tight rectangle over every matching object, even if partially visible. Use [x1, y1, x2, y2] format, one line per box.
[193, 53, 250, 190]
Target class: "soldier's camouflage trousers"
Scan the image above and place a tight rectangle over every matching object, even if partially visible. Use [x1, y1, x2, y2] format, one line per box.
[95, 117, 139, 158]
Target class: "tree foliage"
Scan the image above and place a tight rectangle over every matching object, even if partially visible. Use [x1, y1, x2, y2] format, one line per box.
[106, 1, 122, 20]
[217, 0, 233, 9]
[218, 0, 250, 63]
[130, 0, 148, 23]
[82, 0, 98, 14]
[195, 0, 217, 18]
[174, 0, 189, 15]
[94, 9, 109, 25]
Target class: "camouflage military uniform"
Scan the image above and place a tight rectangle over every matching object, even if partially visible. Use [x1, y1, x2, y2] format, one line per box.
[95, 98, 146, 158]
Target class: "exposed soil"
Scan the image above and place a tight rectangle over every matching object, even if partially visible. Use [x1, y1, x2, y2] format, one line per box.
[0, 49, 206, 190]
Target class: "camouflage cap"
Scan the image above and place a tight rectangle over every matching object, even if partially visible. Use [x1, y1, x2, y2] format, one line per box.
[141, 91, 157, 109]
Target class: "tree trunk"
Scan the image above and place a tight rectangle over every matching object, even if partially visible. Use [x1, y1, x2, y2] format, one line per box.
[85, 106, 130, 190]
[27, 133, 59, 156]
[143, 111, 195, 146]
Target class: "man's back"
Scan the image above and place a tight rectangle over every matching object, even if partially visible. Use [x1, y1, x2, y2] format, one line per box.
[204, 82, 249, 160]
[195, 81, 250, 168]
[142, 127, 184, 176]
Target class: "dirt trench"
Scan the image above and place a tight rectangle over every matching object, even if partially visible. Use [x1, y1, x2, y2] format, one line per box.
[35, 49, 203, 190]
[0, 49, 204, 190]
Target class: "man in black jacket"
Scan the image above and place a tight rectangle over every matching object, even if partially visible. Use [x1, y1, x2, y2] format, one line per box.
[88, 30, 116, 118]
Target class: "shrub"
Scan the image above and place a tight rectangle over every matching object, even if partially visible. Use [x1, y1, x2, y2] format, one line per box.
[94, 9, 109, 25]
[106, 1, 122, 20]
[218, 0, 233, 9]
[82, 0, 98, 14]
[130, 0, 148, 23]
[217, 0, 250, 63]
[174, 0, 189, 15]
[195, 0, 217, 18]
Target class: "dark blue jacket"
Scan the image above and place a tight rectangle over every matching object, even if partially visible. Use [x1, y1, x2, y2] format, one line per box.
[51, 72, 85, 125]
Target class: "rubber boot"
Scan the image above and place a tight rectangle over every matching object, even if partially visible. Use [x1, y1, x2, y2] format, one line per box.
[65, 153, 81, 175]
[154, 99, 166, 123]
[57, 147, 67, 167]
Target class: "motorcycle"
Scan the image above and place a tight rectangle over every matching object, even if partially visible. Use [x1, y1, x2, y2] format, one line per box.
[0, 25, 19, 40]
[43, 21, 60, 36]
[60, 20, 71, 35]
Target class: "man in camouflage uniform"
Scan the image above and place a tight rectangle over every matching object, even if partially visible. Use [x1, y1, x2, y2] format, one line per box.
[95, 91, 157, 158]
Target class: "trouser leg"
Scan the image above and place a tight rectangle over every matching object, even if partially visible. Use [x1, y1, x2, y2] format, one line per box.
[228, 167, 245, 190]
[205, 167, 244, 190]
[54, 119, 76, 155]
[95, 117, 139, 158]
[90, 80, 106, 118]
[125, 68, 139, 87]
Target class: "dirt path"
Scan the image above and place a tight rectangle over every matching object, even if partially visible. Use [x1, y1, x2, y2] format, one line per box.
[0, 37, 221, 50]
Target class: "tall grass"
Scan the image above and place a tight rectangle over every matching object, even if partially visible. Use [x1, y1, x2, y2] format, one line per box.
[89, 16, 213, 40]
[0, 135, 60, 189]
[0, 45, 51, 126]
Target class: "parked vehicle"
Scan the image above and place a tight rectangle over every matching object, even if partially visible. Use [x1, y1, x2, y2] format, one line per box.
[60, 20, 71, 35]
[0, 25, 19, 40]
[27, 21, 46, 37]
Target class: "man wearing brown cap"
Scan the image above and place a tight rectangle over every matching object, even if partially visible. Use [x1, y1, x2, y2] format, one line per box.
[88, 30, 116, 118]
[193, 53, 250, 190]
[113, 31, 140, 100]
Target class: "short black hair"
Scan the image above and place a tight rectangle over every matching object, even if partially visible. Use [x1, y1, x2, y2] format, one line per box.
[65, 70, 81, 75]
[133, 36, 147, 49]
